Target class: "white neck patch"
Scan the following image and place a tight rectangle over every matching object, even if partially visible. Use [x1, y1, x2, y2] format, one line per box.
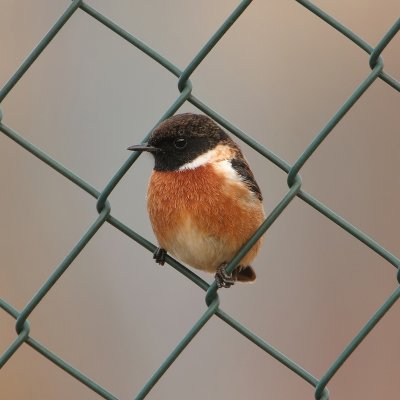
[179, 147, 219, 170]
[178, 144, 234, 171]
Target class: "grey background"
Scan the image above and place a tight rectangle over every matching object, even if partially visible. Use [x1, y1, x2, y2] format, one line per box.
[1, 1, 399, 399]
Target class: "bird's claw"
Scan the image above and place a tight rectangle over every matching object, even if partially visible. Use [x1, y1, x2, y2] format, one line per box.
[215, 263, 235, 288]
[153, 247, 167, 266]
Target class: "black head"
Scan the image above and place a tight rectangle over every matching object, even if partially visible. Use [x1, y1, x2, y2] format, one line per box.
[128, 113, 232, 171]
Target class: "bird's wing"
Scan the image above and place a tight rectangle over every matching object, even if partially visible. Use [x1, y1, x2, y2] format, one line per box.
[230, 157, 263, 202]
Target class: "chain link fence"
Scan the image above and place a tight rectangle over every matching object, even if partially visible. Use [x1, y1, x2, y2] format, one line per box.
[1, 1, 399, 399]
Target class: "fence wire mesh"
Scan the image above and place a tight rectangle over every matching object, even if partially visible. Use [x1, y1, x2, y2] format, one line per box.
[0, 1, 399, 399]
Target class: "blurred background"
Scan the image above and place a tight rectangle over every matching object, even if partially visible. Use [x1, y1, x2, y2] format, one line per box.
[1, 0, 399, 399]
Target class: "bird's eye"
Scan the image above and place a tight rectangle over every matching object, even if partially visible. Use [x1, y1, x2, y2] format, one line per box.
[173, 138, 187, 149]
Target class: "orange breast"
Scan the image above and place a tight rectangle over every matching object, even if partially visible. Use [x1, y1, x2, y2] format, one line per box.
[147, 164, 264, 272]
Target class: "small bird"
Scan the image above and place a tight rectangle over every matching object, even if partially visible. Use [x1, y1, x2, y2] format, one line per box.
[128, 113, 265, 288]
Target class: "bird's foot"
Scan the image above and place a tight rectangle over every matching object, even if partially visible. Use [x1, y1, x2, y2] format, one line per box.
[153, 247, 167, 266]
[215, 263, 235, 288]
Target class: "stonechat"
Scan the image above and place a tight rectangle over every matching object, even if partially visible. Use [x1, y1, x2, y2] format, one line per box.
[128, 113, 264, 288]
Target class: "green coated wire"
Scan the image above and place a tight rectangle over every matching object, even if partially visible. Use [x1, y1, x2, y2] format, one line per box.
[0, 300, 30, 368]
[0, 300, 118, 400]
[287, 61, 383, 187]
[296, 0, 399, 92]
[0, 0, 399, 399]
[135, 298, 220, 400]
[0, 0, 82, 103]
[315, 286, 400, 400]
[14, 205, 111, 334]
[177, 0, 252, 92]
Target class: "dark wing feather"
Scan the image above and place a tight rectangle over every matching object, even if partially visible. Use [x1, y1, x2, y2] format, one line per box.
[231, 157, 263, 202]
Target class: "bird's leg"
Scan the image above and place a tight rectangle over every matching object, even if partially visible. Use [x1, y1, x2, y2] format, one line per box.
[153, 247, 167, 266]
[215, 263, 235, 288]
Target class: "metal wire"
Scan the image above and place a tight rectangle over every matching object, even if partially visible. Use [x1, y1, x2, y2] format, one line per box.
[0, 1, 399, 399]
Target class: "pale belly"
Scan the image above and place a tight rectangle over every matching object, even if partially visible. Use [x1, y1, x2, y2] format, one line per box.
[164, 218, 237, 272]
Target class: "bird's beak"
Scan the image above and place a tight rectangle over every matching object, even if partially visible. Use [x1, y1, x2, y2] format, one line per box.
[127, 144, 160, 153]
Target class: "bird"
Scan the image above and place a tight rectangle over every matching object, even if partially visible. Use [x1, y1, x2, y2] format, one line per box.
[128, 113, 265, 288]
